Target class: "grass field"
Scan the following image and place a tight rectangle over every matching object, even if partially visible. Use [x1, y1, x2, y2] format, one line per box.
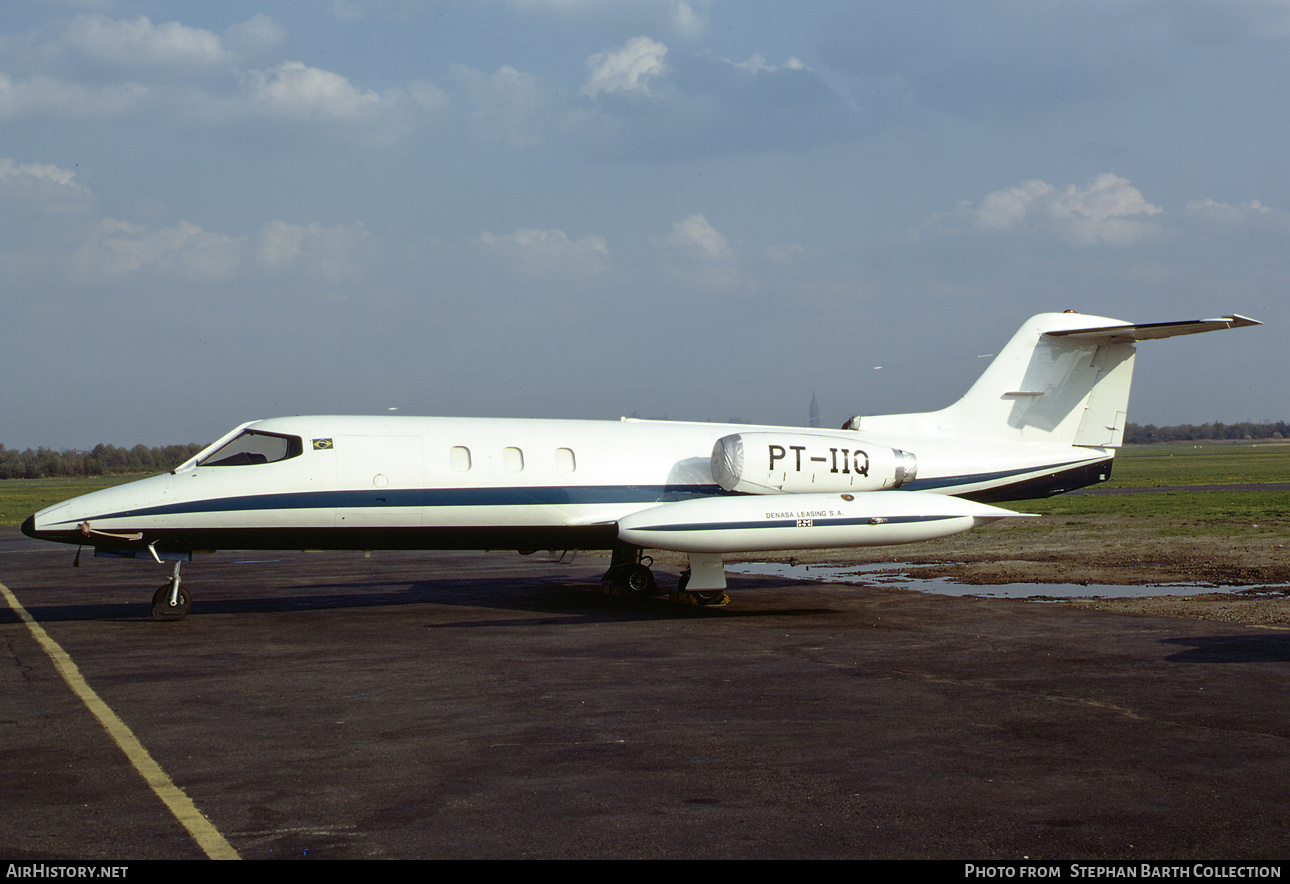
[1109, 441, 1290, 486]
[1, 442, 1287, 528]
[1012, 489, 1290, 526]
[0, 477, 130, 527]
[1012, 442, 1290, 522]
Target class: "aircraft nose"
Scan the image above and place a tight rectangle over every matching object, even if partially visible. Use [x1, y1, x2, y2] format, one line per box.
[21, 515, 37, 539]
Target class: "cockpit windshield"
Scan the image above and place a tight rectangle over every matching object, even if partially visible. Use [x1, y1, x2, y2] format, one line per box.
[197, 430, 303, 467]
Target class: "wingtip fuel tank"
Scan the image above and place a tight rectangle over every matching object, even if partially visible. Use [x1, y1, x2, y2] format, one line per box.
[617, 491, 1022, 554]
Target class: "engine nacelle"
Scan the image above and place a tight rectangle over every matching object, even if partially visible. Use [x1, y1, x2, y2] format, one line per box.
[710, 432, 917, 495]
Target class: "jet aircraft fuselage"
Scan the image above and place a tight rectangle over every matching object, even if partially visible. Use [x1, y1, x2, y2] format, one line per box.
[21, 311, 1260, 618]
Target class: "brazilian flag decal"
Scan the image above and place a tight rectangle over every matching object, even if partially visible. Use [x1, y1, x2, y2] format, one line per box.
[313, 438, 334, 450]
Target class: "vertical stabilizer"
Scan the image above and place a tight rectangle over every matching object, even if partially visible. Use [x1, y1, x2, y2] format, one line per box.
[849, 312, 1258, 447]
[947, 312, 1137, 445]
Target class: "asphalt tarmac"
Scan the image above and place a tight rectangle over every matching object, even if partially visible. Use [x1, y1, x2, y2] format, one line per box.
[3, 526, 1290, 860]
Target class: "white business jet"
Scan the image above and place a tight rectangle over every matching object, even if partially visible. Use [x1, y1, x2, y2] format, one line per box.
[22, 311, 1258, 619]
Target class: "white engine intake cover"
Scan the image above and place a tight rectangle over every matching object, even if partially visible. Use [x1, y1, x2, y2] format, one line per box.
[711, 432, 917, 494]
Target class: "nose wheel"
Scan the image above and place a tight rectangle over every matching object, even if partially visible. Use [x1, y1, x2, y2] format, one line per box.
[151, 583, 191, 620]
[150, 561, 192, 620]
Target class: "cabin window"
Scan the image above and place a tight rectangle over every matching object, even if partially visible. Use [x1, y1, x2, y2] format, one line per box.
[555, 448, 576, 473]
[198, 430, 303, 467]
[450, 446, 472, 471]
[503, 447, 524, 472]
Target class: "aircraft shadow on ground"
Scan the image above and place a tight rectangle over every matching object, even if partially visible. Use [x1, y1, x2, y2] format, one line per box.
[1161, 634, 1290, 663]
[10, 573, 839, 624]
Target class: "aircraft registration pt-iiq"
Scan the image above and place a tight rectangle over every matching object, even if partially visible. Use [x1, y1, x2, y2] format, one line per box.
[23, 311, 1259, 620]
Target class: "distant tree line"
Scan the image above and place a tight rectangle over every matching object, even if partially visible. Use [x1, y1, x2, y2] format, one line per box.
[0, 443, 207, 480]
[1123, 422, 1288, 444]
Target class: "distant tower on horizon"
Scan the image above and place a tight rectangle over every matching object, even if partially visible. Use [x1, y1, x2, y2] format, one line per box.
[808, 390, 821, 428]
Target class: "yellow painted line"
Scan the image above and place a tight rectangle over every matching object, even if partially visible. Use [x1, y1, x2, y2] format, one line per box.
[1, 580, 240, 860]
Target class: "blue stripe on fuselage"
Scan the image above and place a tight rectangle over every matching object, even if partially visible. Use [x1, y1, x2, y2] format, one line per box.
[72, 484, 733, 523]
[630, 514, 958, 532]
[900, 459, 1099, 492]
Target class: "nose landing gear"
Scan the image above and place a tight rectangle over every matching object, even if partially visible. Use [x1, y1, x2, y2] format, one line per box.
[150, 560, 192, 621]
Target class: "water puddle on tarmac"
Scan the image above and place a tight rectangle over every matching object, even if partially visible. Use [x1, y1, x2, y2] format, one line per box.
[726, 561, 1283, 600]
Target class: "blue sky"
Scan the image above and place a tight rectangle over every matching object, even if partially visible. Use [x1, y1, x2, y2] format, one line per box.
[2, 0, 1286, 448]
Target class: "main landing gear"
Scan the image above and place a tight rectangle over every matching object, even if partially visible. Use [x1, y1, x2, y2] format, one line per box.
[602, 547, 657, 594]
[150, 560, 192, 621]
[602, 546, 728, 606]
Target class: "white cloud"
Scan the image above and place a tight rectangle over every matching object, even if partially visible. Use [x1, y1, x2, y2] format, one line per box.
[0, 157, 83, 191]
[671, 2, 708, 39]
[665, 213, 740, 288]
[1046, 174, 1163, 244]
[0, 157, 91, 213]
[1179, 198, 1290, 243]
[478, 228, 609, 275]
[667, 213, 731, 260]
[68, 218, 242, 282]
[61, 14, 228, 68]
[0, 158, 93, 277]
[969, 174, 1163, 246]
[257, 220, 371, 281]
[1185, 198, 1277, 223]
[973, 179, 1056, 230]
[409, 80, 450, 114]
[243, 61, 383, 121]
[582, 36, 668, 98]
[567, 45, 854, 159]
[727, 55, 806, 75]
[0, 73, 148, 119]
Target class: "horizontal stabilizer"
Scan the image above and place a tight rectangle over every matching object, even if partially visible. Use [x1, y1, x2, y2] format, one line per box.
[1044, 315, 1260, 343]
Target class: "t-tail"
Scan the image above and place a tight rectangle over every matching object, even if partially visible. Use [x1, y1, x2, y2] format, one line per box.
[847, 311, 1260, 447]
